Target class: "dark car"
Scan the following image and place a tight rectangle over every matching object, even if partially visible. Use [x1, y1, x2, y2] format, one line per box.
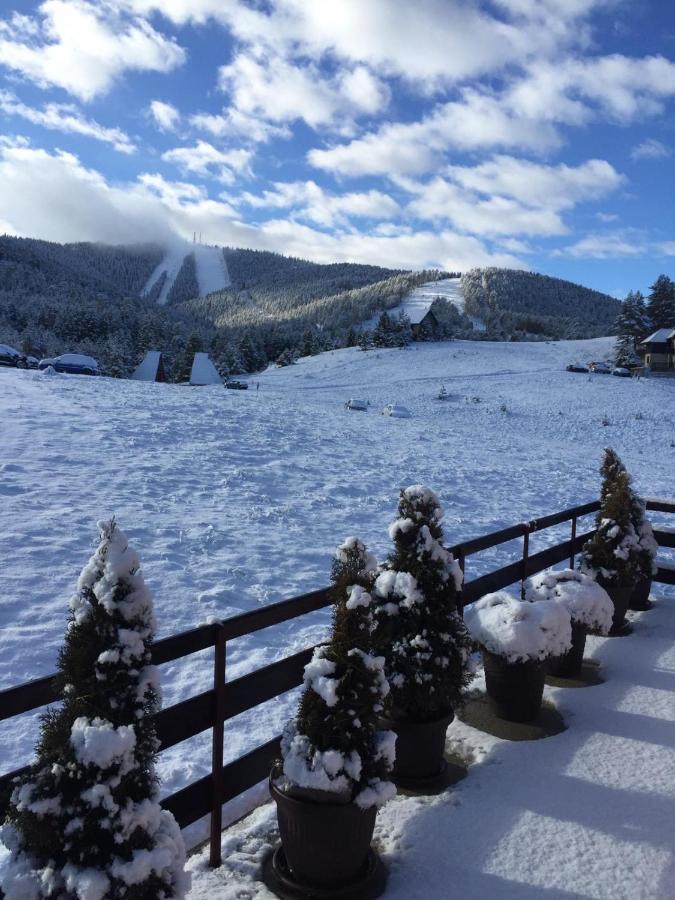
[225, 380, 248, 390]
[566, 363, 588, 373]
[0, 343, 28, 368]
[38, 353, 99, 375]
[589, 361, 611, 374]
[612, 367, 632, 377]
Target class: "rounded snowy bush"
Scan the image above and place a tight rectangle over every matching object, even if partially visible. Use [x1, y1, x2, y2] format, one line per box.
[464, 590, 572, 663]
[525, 569, 614, 635]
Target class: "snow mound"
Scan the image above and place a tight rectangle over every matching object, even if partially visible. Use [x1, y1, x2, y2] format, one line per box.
[465, 590, 572, 662]
[525, 569, 614, 633]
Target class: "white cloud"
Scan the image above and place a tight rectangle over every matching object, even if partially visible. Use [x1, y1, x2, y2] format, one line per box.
[445, 156, 624, 211]
[309, 91, 559, 178]
[149, 100, 180, 132]
[161, 140, 253, 185]
[240, 180, 400, 228]
[630, 139, 670, 160]
[656, 242, 675, 256]
[0, 90, 135, 153]
[0, 0, 185, 101]
[556, 231, 644, 258]
[190, 109, 291, 144]
[0, 143, 524, 271]
[596, 211, 619, 222]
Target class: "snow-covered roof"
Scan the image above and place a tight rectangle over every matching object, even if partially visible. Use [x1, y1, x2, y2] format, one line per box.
[190, 352, 222, 386]
[131, 351, 163, 382]
[644, 328, 675, 343]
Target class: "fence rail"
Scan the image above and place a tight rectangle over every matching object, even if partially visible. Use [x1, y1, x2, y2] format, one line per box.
[1, 497, 673, 867]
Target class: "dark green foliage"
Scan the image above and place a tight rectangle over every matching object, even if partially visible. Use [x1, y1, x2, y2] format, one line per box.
[282, 539, 393, 805]
[614, 291, 650, 365]
[581, 449, 642, 587]
[461, 268, 621, 339]
[171, 333, 203, 383]
[1, 522, 186, 898]
[646, 274, 675, 330]
[166, 253, 199, 306]
[373, 487, 472, 723]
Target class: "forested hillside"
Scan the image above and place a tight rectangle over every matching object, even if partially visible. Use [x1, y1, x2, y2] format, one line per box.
[461, 268, 621, 339]
[0, 235, 419, 377]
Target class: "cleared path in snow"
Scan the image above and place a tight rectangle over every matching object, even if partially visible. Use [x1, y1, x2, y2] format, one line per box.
[142, 244, 230, 304]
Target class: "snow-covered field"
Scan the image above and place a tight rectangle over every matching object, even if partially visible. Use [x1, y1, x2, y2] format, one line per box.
[1, 337, 673, 891]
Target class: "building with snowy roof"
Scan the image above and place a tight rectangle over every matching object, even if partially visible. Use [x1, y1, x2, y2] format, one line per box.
[190, 352, 223, 386]
[641, 328, 675, 373]
[131, 351, 167, 382]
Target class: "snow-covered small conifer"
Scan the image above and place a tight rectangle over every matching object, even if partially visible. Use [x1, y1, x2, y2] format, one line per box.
[580, 450, 642, 586]
[281, 537, 395, 809]
[629, 486, 659, 580]
[1, 521, 189, 900]
[372, 486, 472, 722]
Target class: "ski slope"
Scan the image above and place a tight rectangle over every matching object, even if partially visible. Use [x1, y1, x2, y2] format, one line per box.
[0, 338, 673, 889]
[142, 244, 230, 304]
[364, 276, 486, 331]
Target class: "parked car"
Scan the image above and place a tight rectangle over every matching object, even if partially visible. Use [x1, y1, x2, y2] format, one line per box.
[345, 398, 368, 411]
[0, 344, 28, 368]
[38, 353, 99, 375]
[25, 356, 40, 369]
[225, 379, 248, 390]
[612, 367, 632, 377]
[566, 363, 588, 373]
[382, 403, 412, 418]
[589, 361, 611, 374]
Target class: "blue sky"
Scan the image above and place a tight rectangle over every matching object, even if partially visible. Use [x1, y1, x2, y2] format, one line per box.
[0, 0, 674, 296]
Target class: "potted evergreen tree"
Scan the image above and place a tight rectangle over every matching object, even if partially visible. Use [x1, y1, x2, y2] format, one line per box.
[270, 537, 395, 894]
[464, 590, 571, 721]
[580, 449, 643, 633]
[372, 486, 472, 786]
[1, 521, 189, 899]
[525, 570, 613, 677]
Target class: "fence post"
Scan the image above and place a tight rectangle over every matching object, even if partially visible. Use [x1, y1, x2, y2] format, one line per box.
[569, 516, 577, 569]
[209, 625, 226, 868]
[457, 546, 465, 616]
[520, 523, 531, 599]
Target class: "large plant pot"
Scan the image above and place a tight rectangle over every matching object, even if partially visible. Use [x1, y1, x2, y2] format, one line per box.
[549, 621, 586, 678]
[270, 775, 377, 888]
[630, 576, 652, 611]
[380, 711, 453, 783]
[482, 650, 546, 722]
[595, 575, 632, 633]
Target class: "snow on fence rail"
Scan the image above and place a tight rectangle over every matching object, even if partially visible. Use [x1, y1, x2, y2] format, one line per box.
[0, 498, 673, 870]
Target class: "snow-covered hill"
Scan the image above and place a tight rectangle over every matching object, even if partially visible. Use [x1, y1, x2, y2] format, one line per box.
[1, 338, 673, 880]
[363, 276, 486, 331]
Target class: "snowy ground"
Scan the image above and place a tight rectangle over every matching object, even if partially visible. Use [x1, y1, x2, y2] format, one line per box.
[1, 337, 673, 884]
[142, 243, 230, 303]
[188, 587, 675, 899]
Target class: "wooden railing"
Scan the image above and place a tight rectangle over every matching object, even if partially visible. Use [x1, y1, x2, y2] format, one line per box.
[1, 498, 673, 867]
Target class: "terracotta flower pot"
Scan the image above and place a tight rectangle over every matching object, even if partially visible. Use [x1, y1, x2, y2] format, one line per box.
[549, 621, 586, 678]
[270, 775, 377, 888]
[380, 710, 453, 783]
[629, 576, 652, 611]
[595, 574, 632, 633]
[482, 650, 546, 722]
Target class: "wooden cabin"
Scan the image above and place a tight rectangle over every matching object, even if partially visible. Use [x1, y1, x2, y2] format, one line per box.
[640, 329, 675, 372]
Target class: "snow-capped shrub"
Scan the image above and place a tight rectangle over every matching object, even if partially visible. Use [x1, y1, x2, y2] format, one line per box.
[280, 537, 395, 809]
[372, 486, 472, 721]
[0, 521, 189, 900]
[464, 590, 572, 663]
[525, 569, 613, 634]
[580, 449, 643, 586]
[630, 494, 659, 579]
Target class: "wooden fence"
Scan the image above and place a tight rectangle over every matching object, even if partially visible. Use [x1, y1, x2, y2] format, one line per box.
[1, 498, 673, 868]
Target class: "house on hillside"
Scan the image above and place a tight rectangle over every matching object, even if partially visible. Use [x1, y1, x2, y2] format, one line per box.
[640, 329, 675, 372]
[409, 307, 440, 339]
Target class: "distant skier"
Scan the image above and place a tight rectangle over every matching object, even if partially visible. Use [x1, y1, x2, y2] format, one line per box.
[257, 382, 260, 391]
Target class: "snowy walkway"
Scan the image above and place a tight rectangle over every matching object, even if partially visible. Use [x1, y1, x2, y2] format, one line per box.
[188, 586, 675, 898]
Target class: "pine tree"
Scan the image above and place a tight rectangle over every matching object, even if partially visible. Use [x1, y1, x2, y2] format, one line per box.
[1, 522, 188, 899]
[614, 291, 650, 365]
[581, 450, 642, 586]
[646, 274, 675, 330]
[172, 333, 202, 383]
[372, 486, 472, 722]
[281, 538, 395, 808]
